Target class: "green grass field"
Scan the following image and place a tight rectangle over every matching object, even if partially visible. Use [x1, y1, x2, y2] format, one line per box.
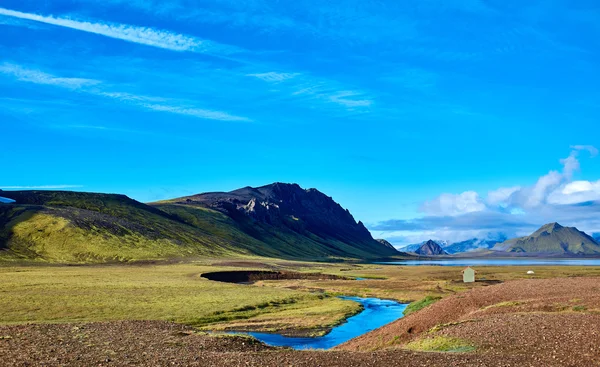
[0, 262, 360, 335]
[1, 260, 600, 337]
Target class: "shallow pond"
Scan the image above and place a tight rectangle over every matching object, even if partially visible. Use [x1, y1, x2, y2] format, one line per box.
[242, 297, 407, 350]
[378, 259, 600, 266]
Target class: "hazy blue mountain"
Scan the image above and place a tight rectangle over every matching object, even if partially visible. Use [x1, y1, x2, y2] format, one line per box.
[444, 233, 508, 254]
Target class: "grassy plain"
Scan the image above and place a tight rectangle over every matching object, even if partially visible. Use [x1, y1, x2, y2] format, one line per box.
[0, 261, 360, 335]
[1, 259, 600, 336]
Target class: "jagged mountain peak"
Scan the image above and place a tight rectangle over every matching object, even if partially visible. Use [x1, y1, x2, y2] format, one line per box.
[170, 183, 399, 258]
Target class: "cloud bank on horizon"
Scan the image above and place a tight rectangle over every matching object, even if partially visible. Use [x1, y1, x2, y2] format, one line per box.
[373, 146, 600, 246]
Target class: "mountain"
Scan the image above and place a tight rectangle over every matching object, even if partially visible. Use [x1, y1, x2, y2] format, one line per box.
[157, 183, 399, 259]
[375, 239, 397, 251]
[492, 223, 600, 255]
[594, 233, 600, 242]
[415, 240, 448, 256]
[400, 239, 447, 253]
[0, 184, 399, 263]
[444, 234, 507, 254]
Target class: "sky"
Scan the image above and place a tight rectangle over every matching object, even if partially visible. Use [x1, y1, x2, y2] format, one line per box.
[1, 1, 599, 247]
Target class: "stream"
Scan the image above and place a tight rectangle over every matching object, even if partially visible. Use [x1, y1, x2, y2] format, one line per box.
[240, 296, 407, 350]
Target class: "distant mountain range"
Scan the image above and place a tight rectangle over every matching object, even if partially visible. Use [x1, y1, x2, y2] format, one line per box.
[444, 234, 507, 254]
[492, 223, 600, 255]
[394, 225, 600, 257]
[0, 184, 400, 263]
[399, 236, 504, 254]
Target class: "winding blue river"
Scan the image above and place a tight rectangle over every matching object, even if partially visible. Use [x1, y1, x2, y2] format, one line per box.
[244, 297, 407, 350]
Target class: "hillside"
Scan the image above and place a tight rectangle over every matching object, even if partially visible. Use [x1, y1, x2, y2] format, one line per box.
[492, 223, 600, 255]
[375, 239, 397, 251]
[414, 240, 448, 256]
[0, 185, 399, 263]
[155, 183, 399, 259]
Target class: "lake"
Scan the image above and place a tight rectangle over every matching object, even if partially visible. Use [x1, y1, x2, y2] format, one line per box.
[378, 258, 600, 266]
[241, 296, 407, 350]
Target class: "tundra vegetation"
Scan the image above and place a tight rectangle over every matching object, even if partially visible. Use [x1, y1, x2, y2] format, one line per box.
[1, 260, 600, 335]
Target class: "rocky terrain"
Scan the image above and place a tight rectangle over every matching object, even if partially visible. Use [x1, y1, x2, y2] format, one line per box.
[339, 277, 600, 367]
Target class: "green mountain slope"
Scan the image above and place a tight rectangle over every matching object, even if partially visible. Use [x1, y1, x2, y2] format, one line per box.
[0, 186, 399, 263]
[493, 223, 600, 255]
[0, 191, 244, 262]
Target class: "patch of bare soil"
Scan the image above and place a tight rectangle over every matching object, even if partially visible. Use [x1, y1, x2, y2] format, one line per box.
[338, 277, 600, 366]
[0, 321, 572, 367]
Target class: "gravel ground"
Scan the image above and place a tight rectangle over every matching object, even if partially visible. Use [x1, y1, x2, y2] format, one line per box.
[0, 321, 574, 367]
[340, 277, 600, 352]
[2, 277, 600, 367]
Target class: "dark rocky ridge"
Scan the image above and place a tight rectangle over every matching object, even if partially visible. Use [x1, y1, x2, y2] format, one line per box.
[167, 183, 400, 258]
[181, 183, 372, 241]
[415, 240, 448, 256]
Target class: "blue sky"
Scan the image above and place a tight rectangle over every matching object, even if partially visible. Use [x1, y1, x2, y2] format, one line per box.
[1, 1, 599, 246]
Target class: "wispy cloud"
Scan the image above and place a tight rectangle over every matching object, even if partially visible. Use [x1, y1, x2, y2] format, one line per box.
[571, 145, 599, 157]
[247, 72, 300, 82]
[0, 185, 83, 189]
[2, 64, 250, 122]
[143, 104, 251, 122]
[0, 7, 240, 54]
[327, 91, 373, 108]
[0, 63, 99, 89]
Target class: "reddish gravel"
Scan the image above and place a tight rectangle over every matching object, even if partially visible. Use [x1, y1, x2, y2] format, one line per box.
[337, 277, 600, 366]
[0, 321, 578, 367]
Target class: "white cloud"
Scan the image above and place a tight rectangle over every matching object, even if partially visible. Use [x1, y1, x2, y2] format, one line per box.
[377, 146, 600, 245]
[247, 72, 300, 82]
[523, 170, 563, 208]
[0, 7, 238, 54]
[547, 180, 600, 205]
[421, 191, 486, 216]
[0, 63, 100, 89]
[486, 186, 520, 207]
[560, 152, 580, 180]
